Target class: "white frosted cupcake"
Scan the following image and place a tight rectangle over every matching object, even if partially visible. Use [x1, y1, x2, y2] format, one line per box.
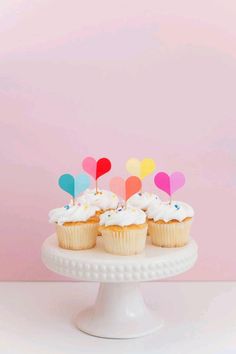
[99, 207, 147, 256]
[78, 188, 119, 235]
[127, 192, 160, 211]
[49, 203, 99, 250]
[77, 188, 119, 214]
[147, 201, 194, 247]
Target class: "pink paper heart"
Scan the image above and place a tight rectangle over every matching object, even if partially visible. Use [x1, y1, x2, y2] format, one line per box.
[82, 156, 111, 180]
[154, 172, 185, 196]
[82, 157, 97, 179]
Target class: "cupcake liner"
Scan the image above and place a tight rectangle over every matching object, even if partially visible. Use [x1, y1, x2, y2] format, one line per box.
[148, 219, 192, 247]
[101, 226, 148, 256]
[56, 222, 98, 250]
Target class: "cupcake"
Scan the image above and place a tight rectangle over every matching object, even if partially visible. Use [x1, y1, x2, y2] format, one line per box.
[99, 207, 148, 256]
[49, 203, 99, 250]
[127, 192, 160, 211]
[78, 188, 119, 215]
[147, 200, 194, 247]
[78, 188, 119, 235]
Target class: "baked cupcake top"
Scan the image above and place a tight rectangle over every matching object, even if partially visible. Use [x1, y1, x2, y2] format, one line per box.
[100, 206, 146, 227]
[127, 192, 160, 210]
[49, 203, 99, 225]
[77, 188, 119, 211]
[147, 201, 194, 222]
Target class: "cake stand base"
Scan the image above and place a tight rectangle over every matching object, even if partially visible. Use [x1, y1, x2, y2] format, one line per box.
[75, 282, 163, 339]
[42, 235, 198, 339]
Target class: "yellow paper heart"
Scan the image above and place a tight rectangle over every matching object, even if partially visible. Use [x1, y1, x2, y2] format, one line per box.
[126, 158, 156, 180]
[140, 158, 156, 179]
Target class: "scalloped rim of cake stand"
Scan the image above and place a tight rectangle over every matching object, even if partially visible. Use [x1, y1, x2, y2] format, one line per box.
[42, 234, 198, 282]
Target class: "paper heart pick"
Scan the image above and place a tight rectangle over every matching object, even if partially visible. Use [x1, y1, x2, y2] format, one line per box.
[82, 157, 111, 180]
[126, 158, 156, 180]
[58, 173, 90, 198]
[110, 176, 142, 201]
[154, 172, 185, 196]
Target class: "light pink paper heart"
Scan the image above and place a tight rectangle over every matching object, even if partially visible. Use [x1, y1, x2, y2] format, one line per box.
[154, 172, 185, 196]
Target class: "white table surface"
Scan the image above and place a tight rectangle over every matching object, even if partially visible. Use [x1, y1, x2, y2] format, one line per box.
[0, 282, 235, 354]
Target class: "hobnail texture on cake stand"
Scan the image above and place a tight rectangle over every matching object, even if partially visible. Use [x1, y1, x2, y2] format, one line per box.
[42, 235, 198, 339]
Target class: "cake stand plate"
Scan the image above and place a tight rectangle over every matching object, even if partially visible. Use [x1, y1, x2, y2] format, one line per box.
[42, 235, 198, 339]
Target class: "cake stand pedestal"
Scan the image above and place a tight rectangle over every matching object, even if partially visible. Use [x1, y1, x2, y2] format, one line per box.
[42, 235, 198, 339]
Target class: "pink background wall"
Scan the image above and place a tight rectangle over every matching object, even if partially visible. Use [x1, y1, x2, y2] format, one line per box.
[1, 0, 236, 280]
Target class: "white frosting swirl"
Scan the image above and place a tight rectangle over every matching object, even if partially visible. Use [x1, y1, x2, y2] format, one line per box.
[147, 201, 194, 222]
[127, 192, 160, 210]
[49, 203, 99, 225]
[99, 207, 146, 227]
[77, 189, 119, 211]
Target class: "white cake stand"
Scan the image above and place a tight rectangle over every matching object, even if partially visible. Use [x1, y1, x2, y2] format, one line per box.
[42, 235, 198, 339]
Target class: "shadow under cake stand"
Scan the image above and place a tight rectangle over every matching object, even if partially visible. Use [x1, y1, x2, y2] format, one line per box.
[42, 234, 198, 339]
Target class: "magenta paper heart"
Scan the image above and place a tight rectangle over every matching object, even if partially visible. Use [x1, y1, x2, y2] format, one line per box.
[154, 172, 185, 196]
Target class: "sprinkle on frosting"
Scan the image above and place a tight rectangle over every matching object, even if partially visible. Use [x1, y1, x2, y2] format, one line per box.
[147, 200, 194, 222]
[77, 188, 119, 211]
[127, 192, 160, 210]
[49, 203, 99, 225]
[99, 207, 146, 227]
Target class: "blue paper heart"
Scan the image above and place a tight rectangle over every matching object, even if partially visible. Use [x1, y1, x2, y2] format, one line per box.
[75, 174, 90, 196]
[58, 173, 90, 198]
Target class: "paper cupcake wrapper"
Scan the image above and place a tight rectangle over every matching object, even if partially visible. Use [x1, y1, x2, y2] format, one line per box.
[56, 222, 98, 250]
[101, 227, 147, 256]
[148, 219, 192, 247]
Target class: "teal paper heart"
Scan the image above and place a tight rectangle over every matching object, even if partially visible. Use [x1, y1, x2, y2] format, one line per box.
[58, 173, 90, 198]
